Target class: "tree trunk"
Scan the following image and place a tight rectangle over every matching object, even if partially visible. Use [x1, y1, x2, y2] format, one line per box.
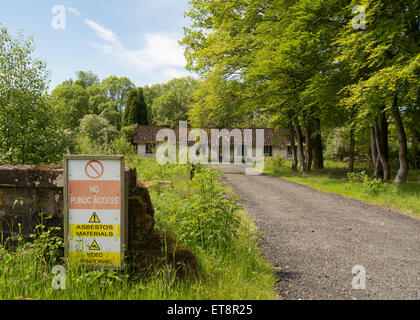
[374, 112, 390, 182]
[294, 119, 306, 172]
[312, 132, 324, 170]
[304, 126, 313, 172]
[412, 131, 420, 171]
[349, 128, 355, 173]
[288, 121, 298, 172]
[370, 127, 382, 179]
[390, 96, 408, 184]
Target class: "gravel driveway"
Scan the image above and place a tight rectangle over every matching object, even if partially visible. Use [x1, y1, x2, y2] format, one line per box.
[216, 164, 420, 300]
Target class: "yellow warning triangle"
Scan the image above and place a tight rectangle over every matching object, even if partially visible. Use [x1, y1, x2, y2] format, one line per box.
[89, 212, 101, 224]
[89, 240, 100, 251]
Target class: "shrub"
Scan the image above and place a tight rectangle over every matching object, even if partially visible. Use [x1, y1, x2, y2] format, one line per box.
[188, 168, 242, 249]
[152, 167, 242, 251]
[347, 170, 383, 192]
[111, 135, 136, 156]
[347, 171, 369, 183]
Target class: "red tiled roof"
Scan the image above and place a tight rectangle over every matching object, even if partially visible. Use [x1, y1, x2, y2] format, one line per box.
[133, 126, 289, 146]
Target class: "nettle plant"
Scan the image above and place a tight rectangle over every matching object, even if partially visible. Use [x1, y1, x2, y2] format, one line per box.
[186, 167, 242, 249]
[153, 166, 242, 251]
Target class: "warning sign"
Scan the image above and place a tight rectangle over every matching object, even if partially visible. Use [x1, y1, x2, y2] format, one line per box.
[69, 252, 120, 266]
[89, 212, 101, 223]
[69, 224, 120, 238]
[64, 156, 126, 269]
[85, 160, 104, 179]
[89, 240, 101, 251]
[69, 180, 120, 210]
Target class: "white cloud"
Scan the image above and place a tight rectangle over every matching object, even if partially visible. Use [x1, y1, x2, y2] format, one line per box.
[85, 19, 188, 82]
[85, 19, 121, 46]
[67, 7, 80, 16]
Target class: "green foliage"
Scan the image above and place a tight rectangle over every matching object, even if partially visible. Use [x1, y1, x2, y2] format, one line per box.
[182, 0, 420, 182]
[0, 26, 66, 164]
[265, 160, 420, 216]
[151, 167, 242, 250]
[50, 81, 90, 130]
[186, 168, 242, 249]
[270, 155, 289, 174]
[188, 71, 253, 128]
[75, 71, 99, 88]
[28, 224, 64, 266]
[122, 87, 148, 127]
[347, 170, 383, 192]
[111, 134, 136, 156]
[78, 114, 118, 148]
[144, 77, 199, 127]
[101, 76, 135, 128]
[324, 128, 349, 161]
[120, 124, 138, 142]
[347, 171, 370, 183]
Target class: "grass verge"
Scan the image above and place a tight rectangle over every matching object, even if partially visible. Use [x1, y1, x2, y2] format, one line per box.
[264, 158, 420, 219]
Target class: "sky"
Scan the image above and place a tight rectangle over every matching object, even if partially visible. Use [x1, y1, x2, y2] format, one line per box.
[0, 0, 194, 89]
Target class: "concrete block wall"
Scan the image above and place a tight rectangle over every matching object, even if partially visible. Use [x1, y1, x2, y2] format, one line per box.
[0, 164, 136, 242]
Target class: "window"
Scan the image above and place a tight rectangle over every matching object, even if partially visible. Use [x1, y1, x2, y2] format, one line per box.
[264, 146, 273, 157]
[146, 143, 154, 154]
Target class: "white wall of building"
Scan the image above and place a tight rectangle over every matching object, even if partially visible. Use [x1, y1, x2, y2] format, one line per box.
[136, 143, 292, 161]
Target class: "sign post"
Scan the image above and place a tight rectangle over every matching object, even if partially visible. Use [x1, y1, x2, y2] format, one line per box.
[63, 155, 127, 270]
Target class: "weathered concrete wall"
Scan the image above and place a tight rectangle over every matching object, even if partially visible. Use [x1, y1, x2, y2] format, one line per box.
[0, 164, 199, 277]
[0, 165, 66, 240]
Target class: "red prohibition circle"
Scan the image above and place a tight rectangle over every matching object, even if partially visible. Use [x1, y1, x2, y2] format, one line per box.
[85, 160, 104, 179]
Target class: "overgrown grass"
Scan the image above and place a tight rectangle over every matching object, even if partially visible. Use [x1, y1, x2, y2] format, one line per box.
[0, 154, 277, 300]
[264, 157, 420, 219]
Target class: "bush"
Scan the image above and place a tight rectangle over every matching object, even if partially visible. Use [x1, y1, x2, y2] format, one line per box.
[272, 155, 286, 168]
[269, 155, 289, 174]
[120, 125, 138, 142]
[152, 167, 242, 250]
[111, 135, 136, 156]
[188, 168, 242, 249]
[347, 170, 383, 192]
[347, 171, 369, 183]
[78, 114, 118, 148]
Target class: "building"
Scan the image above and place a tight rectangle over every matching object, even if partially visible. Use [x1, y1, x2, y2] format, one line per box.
[133, 125, 292, 162]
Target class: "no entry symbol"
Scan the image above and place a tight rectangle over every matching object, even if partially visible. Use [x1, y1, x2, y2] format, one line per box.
[85, 160, 104, 179]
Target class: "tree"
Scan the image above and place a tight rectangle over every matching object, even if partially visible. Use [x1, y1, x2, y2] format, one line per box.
[188, 71, 250, 128]
[122, 87, 148, 127]
[338, 0, 420, 183]
[50, 81, 89, 130]
[76, 70, 99, 88]
[101, 76, 135, 128]
[78, 114, 118, 150]
[0, 26, 66, 164]
[143, 77, 200, 127]
[152, 77, 198, 127]
[182, 0, 350, 170]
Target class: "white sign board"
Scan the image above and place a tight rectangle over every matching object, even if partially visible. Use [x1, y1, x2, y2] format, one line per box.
[64, 156, 126, 269]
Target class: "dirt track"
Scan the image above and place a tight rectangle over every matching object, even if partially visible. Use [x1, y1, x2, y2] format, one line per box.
[217, 164, 420, 300]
